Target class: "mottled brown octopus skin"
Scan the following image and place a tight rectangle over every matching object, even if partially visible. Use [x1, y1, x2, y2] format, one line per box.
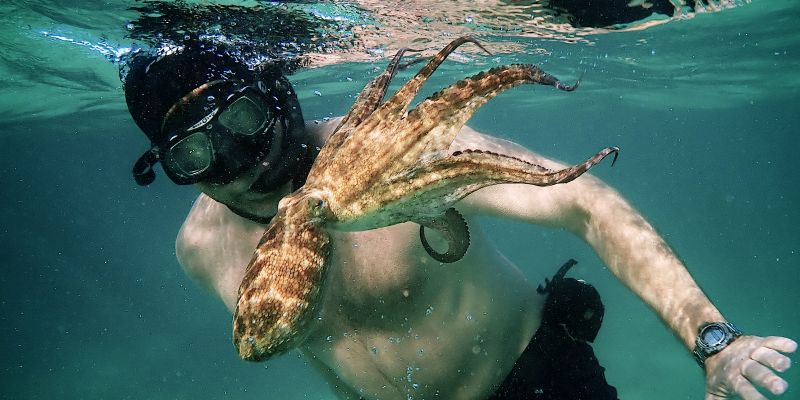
[234, 36, 618, 361]
[234, 191, 331, 360]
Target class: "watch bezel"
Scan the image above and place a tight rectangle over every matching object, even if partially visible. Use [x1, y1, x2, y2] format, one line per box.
[692, 322, 742, 367]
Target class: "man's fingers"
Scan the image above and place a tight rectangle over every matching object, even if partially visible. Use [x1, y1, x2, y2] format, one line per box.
[734, 375, 769, 400]
[751, 346, 792, 372]
[742, 358, 790, 395]
[762, 336, 798, 354]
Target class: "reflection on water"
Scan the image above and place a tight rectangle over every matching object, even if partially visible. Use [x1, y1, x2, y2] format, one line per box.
[2, 0, 780, 126]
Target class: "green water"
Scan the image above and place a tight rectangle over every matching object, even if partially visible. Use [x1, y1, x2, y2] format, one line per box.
[1, 1, 798, 399]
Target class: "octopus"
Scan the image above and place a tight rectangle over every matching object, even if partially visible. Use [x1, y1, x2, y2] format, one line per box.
[233, 36, 619, 361]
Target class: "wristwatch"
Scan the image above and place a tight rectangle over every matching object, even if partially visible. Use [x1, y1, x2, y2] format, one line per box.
[693, 322, 743, 367]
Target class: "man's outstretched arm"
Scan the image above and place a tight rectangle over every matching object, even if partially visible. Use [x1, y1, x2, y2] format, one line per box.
[455, 129, 795, 399]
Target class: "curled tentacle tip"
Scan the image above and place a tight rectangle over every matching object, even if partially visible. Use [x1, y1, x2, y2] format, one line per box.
[557, 70, 585, 92]
[462, 36, 493, 56]
[609, 146, 620, 167]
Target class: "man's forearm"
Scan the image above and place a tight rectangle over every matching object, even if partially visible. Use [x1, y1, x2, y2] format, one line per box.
[570, 179, 725, 349]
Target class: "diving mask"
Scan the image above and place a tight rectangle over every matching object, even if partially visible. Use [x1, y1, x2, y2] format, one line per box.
[133, 80, 285, 187]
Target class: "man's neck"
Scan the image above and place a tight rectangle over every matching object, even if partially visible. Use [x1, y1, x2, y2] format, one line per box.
[225, 204, 275, 225]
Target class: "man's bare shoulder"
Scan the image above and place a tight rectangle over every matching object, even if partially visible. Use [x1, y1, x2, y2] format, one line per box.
[305, 117, 344, 146]
[176, 194, 266, 308]
[177, 194, 266, 256]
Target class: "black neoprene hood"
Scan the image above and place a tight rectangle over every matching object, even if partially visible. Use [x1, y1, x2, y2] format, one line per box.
[123, 40, 256, 144]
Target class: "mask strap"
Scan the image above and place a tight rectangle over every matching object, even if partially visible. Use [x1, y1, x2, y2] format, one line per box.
[133, 148, 159, 186]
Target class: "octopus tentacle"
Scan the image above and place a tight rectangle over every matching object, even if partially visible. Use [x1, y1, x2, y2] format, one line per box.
[233, 196, 332, 361]
[416, 207, 470, 263]
[314, 47, 413, 171]
[379, 36, 491, 117]
[308, 37, 491, 189]
[382, 64, 581, 179]
[379, 147, 619, 215]
[335, 47, 415, 135]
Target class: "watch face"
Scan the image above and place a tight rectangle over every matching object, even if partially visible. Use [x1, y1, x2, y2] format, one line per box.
[701, 324, 727, 346]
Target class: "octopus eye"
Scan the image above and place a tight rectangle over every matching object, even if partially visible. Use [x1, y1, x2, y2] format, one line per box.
[307, 197, 327, 217]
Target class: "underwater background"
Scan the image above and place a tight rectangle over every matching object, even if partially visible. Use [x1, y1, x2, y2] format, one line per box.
[1, 0, 798, 399]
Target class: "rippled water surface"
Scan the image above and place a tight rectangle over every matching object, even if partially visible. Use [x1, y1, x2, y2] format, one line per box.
[1, 1, 798, 399]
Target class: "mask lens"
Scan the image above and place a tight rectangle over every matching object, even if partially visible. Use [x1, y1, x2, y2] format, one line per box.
[167, 132, 213, 176]
[218, 94, 270, 136]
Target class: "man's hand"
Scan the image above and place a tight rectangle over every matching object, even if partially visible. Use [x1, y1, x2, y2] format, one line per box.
[705, 335, 797, 400]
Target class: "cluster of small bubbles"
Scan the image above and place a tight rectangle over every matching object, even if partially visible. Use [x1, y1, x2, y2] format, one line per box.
[326, 335, 333, 342]
[388, 336, 401, 344]
[465, 313, 474, 321]
[425, 305, 434, 316]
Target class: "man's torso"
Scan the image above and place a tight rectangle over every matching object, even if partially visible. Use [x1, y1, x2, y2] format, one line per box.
[175, 124, 551, 399]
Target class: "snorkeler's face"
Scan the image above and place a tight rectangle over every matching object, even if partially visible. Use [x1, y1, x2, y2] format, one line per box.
[193, 116, 295, 217]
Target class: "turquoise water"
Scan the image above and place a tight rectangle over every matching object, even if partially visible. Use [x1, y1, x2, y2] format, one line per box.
[1, 1, 798, 399]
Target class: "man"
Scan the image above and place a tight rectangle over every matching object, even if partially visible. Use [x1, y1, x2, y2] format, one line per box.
[123, 41, 795, 399]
